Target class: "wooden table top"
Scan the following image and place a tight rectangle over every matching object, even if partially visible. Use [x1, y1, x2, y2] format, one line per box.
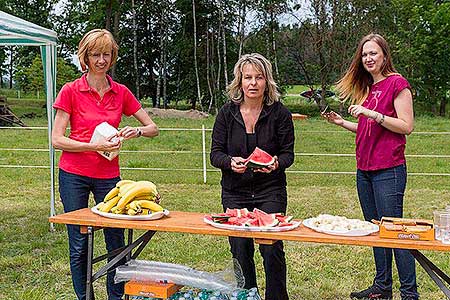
[49, 208, 450, 252]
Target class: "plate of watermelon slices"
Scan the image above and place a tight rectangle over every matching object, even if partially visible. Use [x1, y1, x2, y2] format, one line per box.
[203, 208, 301, 232]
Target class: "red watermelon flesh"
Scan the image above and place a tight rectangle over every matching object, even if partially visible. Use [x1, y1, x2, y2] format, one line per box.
[244, 147, 275, 169]
[225, 208, 249, 217]
[276, 215, 293, 223]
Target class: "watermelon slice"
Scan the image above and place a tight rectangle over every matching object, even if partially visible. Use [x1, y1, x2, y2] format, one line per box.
[244, 147, 275, 169]
[226, 208, 249, 218]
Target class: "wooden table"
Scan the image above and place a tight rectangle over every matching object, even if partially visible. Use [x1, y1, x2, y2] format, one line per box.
[50, 209, 450, 299]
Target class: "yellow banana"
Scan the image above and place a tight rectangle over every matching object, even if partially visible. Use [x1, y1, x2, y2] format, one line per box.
[111, 206, 125, 214]
[136, 200, 164, 212]
[133, 195, 156, 201]
[127, 208, 138, 216]
[118, 182, 138, 196]
[116, 179, 135, 188]
[96, 202, 105, 211]
[103, 187, 119, 202]
[100, 195, 121, 212]
[116, 181, 158, 210]
[140, 209, 150, 215]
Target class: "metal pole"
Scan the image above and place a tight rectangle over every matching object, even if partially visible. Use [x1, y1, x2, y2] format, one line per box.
[202, 124, 207, 183]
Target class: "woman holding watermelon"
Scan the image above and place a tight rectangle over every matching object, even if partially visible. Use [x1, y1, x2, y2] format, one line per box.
[322, 34, 418, 300]
[210, 53, 295, 300]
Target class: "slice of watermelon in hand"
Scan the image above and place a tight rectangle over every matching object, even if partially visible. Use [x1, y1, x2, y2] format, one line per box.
[244, 147, 275, 169]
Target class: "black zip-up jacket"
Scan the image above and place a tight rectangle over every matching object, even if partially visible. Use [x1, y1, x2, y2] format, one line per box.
[210, 101, 295, 199]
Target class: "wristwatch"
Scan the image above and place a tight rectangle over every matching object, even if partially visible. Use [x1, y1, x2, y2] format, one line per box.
[136, 128, 142, 137]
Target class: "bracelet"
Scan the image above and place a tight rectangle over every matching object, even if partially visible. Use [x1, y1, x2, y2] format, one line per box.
[378, 114, 385, 125]
[136, 128, 142, 137]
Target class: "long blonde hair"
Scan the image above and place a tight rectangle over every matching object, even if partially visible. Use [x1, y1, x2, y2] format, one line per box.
[227, 53, 280, 105]
[336, 33, 397, 104]
[77, 29, 119, 72]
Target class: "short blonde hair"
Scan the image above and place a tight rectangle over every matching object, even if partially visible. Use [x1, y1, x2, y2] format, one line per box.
[77, 29, 119, 72]
[227, 53, 280, 105]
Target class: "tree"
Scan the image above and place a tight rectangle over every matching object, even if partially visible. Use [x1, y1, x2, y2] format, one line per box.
[14, 55, 78, 93]
[391, 0, 450, 116]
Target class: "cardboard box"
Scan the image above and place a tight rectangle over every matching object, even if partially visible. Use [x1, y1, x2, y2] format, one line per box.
[124, 280, 182, 298]
[89, 122, 121, 161]
[379, 217, 434, 241]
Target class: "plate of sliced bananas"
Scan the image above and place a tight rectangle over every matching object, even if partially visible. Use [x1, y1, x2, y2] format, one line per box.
[91, 179, 169, 220]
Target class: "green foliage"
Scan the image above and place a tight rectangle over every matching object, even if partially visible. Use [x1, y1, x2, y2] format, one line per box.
[390, 0, 450, 116]
[13, 55, 79, 93]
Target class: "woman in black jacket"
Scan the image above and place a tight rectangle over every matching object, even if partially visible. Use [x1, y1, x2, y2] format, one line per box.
[210, 53, 295, 300]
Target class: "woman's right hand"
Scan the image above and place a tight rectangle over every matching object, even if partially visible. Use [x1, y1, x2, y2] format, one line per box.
[94, 135, 122, 152]
[321, 111, 344, 126]
[231, 157, 247, 174]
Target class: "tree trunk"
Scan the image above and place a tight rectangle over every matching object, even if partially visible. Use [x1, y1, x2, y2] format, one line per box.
[105, 0, 113, 31]
[8, 47, 13, 89]
[132, 0, 139, 100]
[206, 24, 214, 113]
[270, 9, 279, 79]
[192, 0, 202, 110]
[238, 0, 246, 58]
[218, 0, 228, 86]
[111, 1, 122, 79]
[162, 15, 168, 109]
[439, 96, 447, 117]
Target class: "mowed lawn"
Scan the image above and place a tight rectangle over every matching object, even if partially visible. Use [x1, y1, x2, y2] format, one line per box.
[0, 100, 449, 300]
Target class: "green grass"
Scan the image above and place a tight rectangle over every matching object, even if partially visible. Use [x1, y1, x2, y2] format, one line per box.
[0, 100, 449, 299]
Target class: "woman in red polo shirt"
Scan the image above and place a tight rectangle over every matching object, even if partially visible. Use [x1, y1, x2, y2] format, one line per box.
[52, 29, 158, 300]
[322, 34, 418, 300]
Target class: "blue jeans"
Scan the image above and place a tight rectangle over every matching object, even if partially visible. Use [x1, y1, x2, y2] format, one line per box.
[357, 164, 419, 299]
[59, 169, 125, 300]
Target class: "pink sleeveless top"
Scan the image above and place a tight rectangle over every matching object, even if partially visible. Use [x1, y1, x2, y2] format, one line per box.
[355, 75, 411, 171]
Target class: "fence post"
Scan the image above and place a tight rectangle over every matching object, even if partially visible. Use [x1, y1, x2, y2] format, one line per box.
[17, 90, 20, 99]
[202, 124, 207, 183]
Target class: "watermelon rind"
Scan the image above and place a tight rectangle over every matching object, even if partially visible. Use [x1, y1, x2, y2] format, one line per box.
[245, 158, 275, 169]
[244, 147, 275, 169]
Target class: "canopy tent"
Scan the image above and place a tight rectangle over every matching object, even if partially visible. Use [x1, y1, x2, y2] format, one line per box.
[0, 11, 57, 228]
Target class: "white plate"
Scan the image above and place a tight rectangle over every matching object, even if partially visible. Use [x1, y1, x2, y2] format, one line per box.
[302, 218, 379, 236]
[91, 203, 169, 221]
[203, 216, 301, 232]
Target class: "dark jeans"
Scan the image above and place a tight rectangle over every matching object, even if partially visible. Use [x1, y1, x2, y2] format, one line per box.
[357, 164, 419, 299]
[59, 169, 125, 300]
[223, 198, 289, 300]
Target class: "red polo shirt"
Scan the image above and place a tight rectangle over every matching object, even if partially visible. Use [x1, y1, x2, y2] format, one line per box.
[53, 74, 141, 178]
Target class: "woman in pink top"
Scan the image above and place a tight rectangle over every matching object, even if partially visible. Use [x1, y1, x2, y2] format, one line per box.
[322, 34, 418, 300]
[52, 29, 158, 300]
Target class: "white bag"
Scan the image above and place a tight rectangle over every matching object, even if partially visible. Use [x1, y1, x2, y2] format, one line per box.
[90, 122, 121, 161]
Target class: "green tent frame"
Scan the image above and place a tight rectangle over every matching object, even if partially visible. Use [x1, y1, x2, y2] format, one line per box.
[0, 11, 58, 228]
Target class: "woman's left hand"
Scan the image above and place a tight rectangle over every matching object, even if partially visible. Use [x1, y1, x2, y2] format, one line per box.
[254, 156, 279, 173]
[118, 126, 141, 140]
[348, 105, 376, 119]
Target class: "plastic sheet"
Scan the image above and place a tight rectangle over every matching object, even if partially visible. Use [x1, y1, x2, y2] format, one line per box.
[115, 260, 244, 294]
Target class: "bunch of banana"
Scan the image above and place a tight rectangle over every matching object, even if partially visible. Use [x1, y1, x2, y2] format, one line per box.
[99, 180, 164, 216]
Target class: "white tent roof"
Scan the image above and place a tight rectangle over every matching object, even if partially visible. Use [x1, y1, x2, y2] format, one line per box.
[0, 11, 57, 229]
[0, 11, 57, 45]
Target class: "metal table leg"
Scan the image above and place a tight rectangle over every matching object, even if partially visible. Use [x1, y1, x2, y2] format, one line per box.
[86, 226, 94, 300]
[85, 229, 156, 299]
[410, 249, 450, 299]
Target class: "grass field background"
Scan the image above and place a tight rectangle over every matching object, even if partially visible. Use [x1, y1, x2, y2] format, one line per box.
[0, 96, 449, 300]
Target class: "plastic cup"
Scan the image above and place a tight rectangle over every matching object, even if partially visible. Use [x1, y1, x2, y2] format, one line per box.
[441, 214, 450, 244]
[433, 210, 450, 241]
